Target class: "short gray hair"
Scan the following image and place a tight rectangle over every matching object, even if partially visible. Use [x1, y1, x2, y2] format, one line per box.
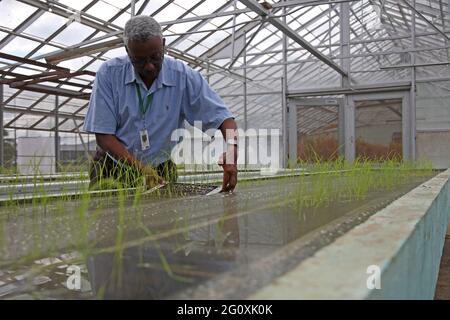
[123, 16, 162, 47]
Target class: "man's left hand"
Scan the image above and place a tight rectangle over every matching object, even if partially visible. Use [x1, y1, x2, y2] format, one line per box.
[218, 146, 238, 193]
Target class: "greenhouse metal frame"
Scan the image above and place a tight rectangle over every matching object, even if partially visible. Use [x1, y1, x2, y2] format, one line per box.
[0, 0, 449, 169]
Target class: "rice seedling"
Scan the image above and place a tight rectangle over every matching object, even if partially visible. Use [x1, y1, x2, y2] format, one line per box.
[283, 154, 436, 221]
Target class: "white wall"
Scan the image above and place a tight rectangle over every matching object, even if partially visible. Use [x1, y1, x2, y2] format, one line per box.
[417, 132, 450, 169]
[17, 137, 55, 175]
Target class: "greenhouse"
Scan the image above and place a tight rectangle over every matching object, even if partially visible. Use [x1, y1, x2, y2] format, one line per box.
[0, 0, 449, 301]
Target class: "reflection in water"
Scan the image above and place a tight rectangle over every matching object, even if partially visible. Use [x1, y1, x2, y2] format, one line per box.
[87, 194, 240, 299]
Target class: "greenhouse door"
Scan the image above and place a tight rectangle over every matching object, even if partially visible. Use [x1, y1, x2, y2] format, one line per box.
[288, 98, 344, 164]
[346, 91, 414, 162]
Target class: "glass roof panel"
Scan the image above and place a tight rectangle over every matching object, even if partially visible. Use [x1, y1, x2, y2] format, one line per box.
[0, 0, 37, 30]
[51, 21, 96, 46]
[58, 104, 85, 114]
[7, 92, 42, 109]
[58, 56, 99, 72]
[8, 114, 43, 129]
[0, 36, 40, 57]
[59, 120, 77, 131]
[165, 24, 200, 39]
[31, 44, 66, 58]
[140, 0, 173, 16]
[153, 3, 187, 21]
[104, 47, 127, 59]
[21, 12, 68, 39]
[189, 0, 225, 16]
[58, 0, 93, 12]
[85, 0, 123, 22]
[33, 117, 57, 131]
[110, 12, 130, 28]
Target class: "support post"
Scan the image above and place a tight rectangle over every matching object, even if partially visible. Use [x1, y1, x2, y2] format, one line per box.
[131, 0, 135, 17]
[338, 99, 345, 157]
[55, 95, 60, 173]
[243, 35, 248, 169]
[345, 97, 355, 162]
[288, 99, 298, 164]
[0, 84, 4, 168]
[340, 1, 353, 162]
[409, 0, 417, 161]
[282, 0, 288, 168]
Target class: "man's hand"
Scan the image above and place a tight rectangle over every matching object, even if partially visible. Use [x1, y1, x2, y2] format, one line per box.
[218, 117, 239, 193]
[141, 165, 165, 189]
[218, 146, 238, 193]
[96, 133, 165, 188]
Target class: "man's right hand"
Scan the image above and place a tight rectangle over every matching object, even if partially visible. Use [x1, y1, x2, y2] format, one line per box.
[95, 134, 165, 189]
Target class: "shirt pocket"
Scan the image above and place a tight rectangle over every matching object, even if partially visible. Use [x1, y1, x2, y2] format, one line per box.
[153, 87, 180, 120]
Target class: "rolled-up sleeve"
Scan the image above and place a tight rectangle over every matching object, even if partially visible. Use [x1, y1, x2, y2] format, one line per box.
[183, 67, 234, 132]
[83, 64, 118, 134]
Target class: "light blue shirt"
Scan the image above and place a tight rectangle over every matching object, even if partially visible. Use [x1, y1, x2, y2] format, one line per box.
[83, 55, 233, 166]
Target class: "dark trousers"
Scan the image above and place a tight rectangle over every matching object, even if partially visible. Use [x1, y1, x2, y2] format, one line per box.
[89, 149, 178, 190]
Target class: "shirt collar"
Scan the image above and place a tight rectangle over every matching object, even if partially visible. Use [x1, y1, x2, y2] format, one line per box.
[124, 56, 175, 88]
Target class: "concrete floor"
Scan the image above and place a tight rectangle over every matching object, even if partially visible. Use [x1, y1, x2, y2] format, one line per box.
[435, 222, 450, 300]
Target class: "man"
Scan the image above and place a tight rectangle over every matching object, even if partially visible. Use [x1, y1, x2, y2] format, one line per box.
[83, 15, 238, 192]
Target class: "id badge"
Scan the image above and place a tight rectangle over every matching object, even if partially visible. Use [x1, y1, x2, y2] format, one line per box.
[140, 129, 150, 151]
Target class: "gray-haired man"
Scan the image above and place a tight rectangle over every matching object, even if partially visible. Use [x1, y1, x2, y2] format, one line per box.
[84, 16, 238, 192]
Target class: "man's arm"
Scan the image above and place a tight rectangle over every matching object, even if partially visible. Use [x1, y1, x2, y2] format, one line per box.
[182, 65, 237, 191]
[218, 118, 238, 192]
[95, 133, 162, 185]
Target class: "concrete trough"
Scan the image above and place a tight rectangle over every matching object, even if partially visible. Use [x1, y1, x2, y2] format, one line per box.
[250, 169, 450, 299]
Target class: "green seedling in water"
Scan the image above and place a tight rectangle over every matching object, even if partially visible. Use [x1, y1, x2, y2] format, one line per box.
[0, 153, 437, 298]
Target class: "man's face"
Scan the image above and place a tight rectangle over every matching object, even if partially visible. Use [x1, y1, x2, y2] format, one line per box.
[126, 36, 165, 82]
